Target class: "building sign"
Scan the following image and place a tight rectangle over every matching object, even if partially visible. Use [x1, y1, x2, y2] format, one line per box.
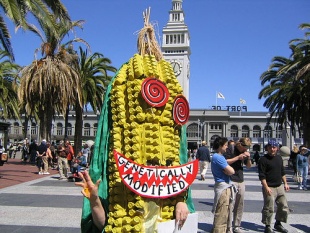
[211, 106, 247, 112]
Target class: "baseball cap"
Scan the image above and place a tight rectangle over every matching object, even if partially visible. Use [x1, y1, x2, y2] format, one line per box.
[267, 139, 279, 147]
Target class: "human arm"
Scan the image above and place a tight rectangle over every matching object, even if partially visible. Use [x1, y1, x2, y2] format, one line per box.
[75, 170, 106, 231]
[282, 175, 290, 191]
[226, 153, 244, 165]
[244, 152, 252, 168]
[223, 164, 235, 175]
[261, 179, 272, 196]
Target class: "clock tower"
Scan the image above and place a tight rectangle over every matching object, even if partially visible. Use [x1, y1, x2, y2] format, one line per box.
[162, 0, 191, 100]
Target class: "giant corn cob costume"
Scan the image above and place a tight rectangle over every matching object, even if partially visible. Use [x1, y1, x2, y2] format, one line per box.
[81, 9, 198, 233]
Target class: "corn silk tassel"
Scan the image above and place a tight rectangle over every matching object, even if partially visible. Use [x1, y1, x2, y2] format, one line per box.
[81, 8, 196, 233]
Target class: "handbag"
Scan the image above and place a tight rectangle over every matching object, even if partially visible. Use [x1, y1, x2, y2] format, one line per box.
[0, 153, 8, 162]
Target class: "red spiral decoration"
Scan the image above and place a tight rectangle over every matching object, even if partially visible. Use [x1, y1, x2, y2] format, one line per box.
[173, 95, 189, 125]
[141, 77, 169, 107]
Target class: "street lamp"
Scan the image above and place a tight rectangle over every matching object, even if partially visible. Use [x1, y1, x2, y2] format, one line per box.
[197, 119, 207, 148]
[263, 113, 271, 151]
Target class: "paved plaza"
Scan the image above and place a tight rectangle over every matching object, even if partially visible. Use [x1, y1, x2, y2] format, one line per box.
[0, 159, 309, 233]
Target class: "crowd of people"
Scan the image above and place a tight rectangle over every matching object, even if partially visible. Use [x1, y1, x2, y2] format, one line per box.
[4, 138, 93, 180]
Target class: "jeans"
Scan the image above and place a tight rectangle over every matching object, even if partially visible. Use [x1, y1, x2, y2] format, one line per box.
[298, 166, 308, 188]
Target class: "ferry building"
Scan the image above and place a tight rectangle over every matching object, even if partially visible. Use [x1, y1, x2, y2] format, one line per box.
[2, 0, 303, 151]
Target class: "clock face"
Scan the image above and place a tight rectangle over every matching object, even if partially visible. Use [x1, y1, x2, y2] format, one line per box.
[170, 60, 182, 76]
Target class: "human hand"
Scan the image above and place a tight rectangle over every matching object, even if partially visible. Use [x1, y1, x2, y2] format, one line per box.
[75, 170, 101, 201]
[264, 186, 272, 196]
[243, 151, 250, 158]
[284, 183, 290, 192]
[175, 202, 189, 229]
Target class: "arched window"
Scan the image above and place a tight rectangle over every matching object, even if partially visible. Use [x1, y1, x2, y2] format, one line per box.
[253, 125, 261, 138]
[13, 122, 19, 135]
[230, 125, 238, 137]
[186, 123, 198, 138]
[93, 123, 98, 136]
[57, 123, 63, 136]
[264, 125, 273, 138]
[31, 122, 37, 135]
[66, 123, 72, 136]
[242, 125, 250, 138]
[276, 125, 283, 138]
[84, 123, 91, 136]
[210, 134, 220, 149]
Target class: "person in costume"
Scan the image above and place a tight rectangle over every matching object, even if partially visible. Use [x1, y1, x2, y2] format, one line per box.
[76, 170, 190, 232]
[76, 8, 197, 233]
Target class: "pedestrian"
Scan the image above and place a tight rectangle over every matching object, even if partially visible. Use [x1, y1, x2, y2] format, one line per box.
[50, 141, 57, 169]
[29, 140, 38, 165]
[57, 144, 69, 180]
[81, 143, 90, 166]
[290, 145, 299, 176]
[12, 143, 17, 159]
[258, 138, 289, 233]
[72, 151, 87, 174]
[8, 143, 14, 159]
[0, 145, 6, 167]
[296, 145, 309, 190]
[42, 142, 52, 175]
[253, 151, 260, 165]
[191, 149, 197, 161]
[196, 140, 211, 181]
[21, 142, 29, 163]
[211, 137, 235, 233]
[65, 140, 74, 172]
[225, 137, 252, 233]
[36, 139, 48, 175]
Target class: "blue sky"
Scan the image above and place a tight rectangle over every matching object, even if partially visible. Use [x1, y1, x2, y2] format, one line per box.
[9, 0, 310, 112]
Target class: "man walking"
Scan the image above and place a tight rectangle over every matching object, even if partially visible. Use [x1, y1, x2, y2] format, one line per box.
[258, 139, 289, 233]
[196, 140, 211, 181]
[225, 138, 252, 233]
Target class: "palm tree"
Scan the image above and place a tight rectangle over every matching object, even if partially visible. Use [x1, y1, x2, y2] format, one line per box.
[73, 47, 117, 153]
[259, 24, 310, 146]
[17, 18, 86, 141]
[0, 0, 70, 60]
[0, 49, 20, 119]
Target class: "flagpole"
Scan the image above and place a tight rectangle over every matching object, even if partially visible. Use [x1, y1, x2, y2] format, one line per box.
[215, 92, 217, 109]
[239, 98, 241, 116]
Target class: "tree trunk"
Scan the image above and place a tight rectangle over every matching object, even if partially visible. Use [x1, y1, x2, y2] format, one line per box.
[74, 102, 83, 156]
[23, 116, 29, 139]
[302, 112, 310, 148]
[38, 102, 53, 142]
[64, 105, 69, 140]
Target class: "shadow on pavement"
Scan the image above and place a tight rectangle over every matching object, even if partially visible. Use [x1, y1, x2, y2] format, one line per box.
[290, 224, 310, 233]
[198, 222, 212, 232]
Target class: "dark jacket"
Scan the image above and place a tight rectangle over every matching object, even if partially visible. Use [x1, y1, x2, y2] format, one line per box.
[196, 145, 211, 162]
